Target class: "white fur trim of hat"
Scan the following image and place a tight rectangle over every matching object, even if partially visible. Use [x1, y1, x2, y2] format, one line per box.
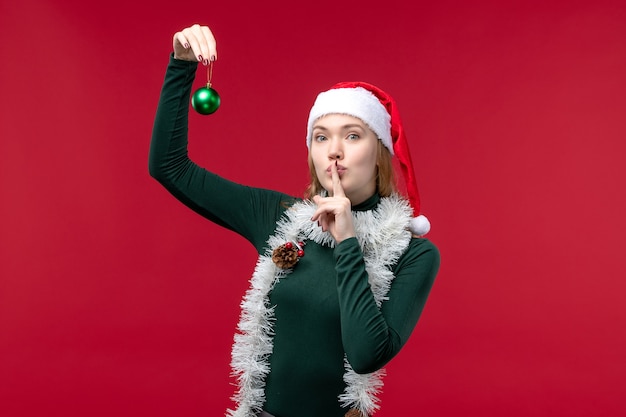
[306, 87, 394, 154]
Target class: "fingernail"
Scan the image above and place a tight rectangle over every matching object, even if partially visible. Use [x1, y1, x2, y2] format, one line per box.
[184, 43, 190, 49]
[198, 55, 203, 62]
[203, 59, 209, 66]
[210, 55, 216, 62]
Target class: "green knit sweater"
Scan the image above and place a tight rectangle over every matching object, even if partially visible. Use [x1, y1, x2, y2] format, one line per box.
[149, 55, 440, 417]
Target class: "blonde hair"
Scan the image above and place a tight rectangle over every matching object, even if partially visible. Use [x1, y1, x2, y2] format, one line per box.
[304, 140, 396, 199]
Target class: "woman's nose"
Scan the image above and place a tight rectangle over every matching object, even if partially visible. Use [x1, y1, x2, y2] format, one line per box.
[328, 139, 343, 160]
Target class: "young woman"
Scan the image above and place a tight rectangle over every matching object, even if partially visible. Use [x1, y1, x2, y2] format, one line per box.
[149, 23, 440, 417]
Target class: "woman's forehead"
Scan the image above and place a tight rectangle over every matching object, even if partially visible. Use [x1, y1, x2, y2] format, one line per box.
[312, 113, 368, 129]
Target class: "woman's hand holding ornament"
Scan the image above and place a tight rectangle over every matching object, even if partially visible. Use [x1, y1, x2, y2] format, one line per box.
[172, 24, 217, 65]
[173, 24, 221, 115]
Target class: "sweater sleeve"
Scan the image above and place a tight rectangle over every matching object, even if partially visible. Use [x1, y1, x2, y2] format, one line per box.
[334, 237, 440, 374]
[148, 54, 293, 250]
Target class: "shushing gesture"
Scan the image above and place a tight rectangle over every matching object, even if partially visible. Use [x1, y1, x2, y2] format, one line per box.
[311, 161, 356, 243]
[172, 24, 217, 65]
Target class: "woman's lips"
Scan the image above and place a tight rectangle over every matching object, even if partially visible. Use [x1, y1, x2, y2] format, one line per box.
[327, 164, 347, 175]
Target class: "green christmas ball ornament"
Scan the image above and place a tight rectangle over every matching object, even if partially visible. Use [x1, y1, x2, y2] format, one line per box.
[192, 84, 221, 115]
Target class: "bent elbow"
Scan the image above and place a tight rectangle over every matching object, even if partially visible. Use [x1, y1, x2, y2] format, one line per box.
[148, 159, 163, 182]
[344, 330, 401, 374]
[148, 156, 172, 185]
[346, 351, 388, 375]
[352, 362, 382, 375]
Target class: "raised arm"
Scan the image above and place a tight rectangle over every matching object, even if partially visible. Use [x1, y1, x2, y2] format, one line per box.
[149, 24, 292, 249]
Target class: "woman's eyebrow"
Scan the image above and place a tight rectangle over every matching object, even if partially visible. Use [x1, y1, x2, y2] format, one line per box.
[339, 124, 365, 130]
[313, 124, 365, 131]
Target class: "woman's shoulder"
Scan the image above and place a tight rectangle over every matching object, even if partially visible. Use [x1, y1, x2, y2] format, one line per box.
[409, 236, 439, 252]
[398, 237, 440, 268]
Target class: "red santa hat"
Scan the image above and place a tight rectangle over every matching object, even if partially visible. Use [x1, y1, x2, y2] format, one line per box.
[306, 81, 431, 236]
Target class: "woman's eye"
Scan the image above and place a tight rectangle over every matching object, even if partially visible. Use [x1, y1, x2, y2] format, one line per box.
[347, 134, 360, 140]
[315, 135, 327, 142]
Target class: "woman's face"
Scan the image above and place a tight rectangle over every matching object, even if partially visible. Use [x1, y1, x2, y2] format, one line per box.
[310, 114, 379, 205]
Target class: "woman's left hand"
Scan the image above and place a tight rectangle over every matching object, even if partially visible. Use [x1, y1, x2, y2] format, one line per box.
[311, 162, 356, 243]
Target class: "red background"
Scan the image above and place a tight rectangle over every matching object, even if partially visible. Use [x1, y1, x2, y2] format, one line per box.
[1, 1, 625, 416]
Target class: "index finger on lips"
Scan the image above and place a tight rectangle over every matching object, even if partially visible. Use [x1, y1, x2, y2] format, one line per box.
[331, 162, 345, 198]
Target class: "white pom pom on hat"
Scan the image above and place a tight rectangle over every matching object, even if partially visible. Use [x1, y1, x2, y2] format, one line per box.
[306, 81, 431, 236]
